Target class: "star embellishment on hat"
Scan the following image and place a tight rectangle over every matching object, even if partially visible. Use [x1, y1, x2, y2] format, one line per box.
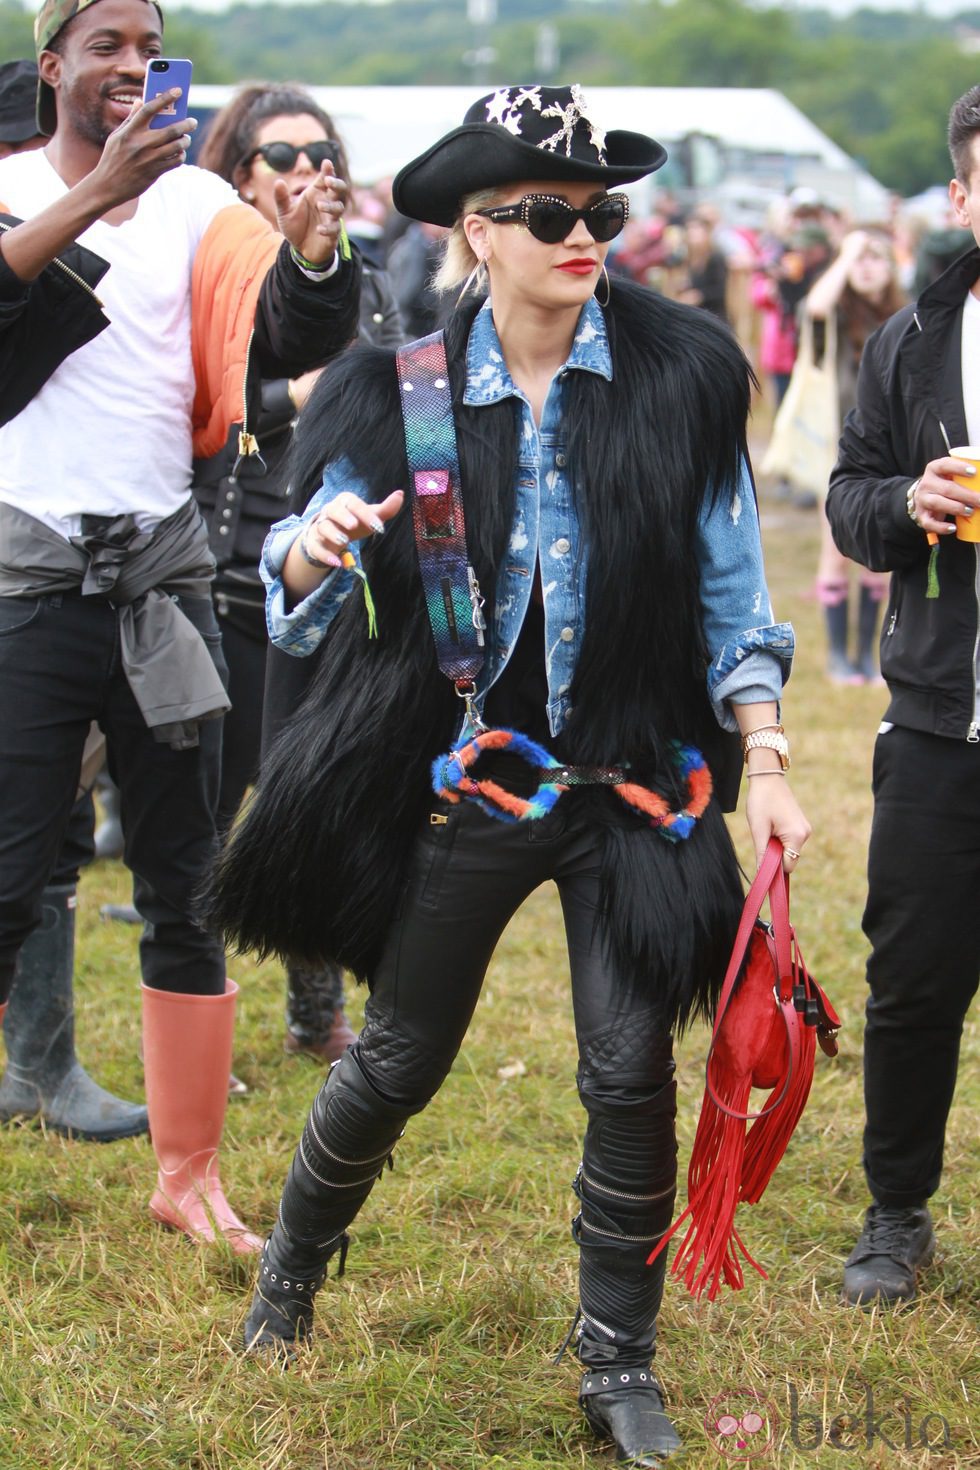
[484, 85, 543, 135]
[540, 84, 607, 162]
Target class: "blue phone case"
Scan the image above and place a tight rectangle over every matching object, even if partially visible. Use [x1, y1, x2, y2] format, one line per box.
[143, 58, 192, 130]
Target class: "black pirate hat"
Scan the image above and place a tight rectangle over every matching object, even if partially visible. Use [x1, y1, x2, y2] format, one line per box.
[393, 84, 667, 227]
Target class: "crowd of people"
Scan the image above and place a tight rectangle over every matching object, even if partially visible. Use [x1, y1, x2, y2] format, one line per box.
[0, 3, 977, 1463]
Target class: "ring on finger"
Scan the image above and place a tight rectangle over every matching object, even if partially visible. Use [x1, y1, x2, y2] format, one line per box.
[783, 846, 801, 861]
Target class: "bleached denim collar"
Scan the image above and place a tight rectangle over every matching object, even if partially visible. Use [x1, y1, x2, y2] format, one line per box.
[463, 295, 613, 407]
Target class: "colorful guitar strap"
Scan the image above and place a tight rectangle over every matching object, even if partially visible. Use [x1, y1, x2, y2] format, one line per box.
[395, 332, 486, 701]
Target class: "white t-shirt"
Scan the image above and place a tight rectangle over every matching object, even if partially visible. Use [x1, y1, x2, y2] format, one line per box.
[0, 151, 239, 538]
[961, 288, 980, 448]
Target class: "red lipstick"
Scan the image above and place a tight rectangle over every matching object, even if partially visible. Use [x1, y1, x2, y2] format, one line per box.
[556, 259, 597, 275]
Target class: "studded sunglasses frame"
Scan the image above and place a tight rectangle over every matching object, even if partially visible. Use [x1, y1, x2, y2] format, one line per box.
[475, 192, 630, 244]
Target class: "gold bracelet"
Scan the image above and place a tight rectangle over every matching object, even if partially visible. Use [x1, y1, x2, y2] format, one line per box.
[745, 768, 787, 778]
[742, 724, 790, 770]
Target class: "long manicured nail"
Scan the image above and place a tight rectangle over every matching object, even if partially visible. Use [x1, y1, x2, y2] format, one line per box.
[334, 530, 349, 546]
[370, 516, 385, 535]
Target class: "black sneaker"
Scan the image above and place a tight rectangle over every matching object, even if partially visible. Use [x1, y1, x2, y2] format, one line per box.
[842, 1205, 935, 1307]
[580, 1369, 683, 1464]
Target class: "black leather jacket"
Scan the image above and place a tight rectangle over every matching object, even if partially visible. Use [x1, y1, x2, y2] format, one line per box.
[0, 215, 109, 425]
[827, 246, 980, 741]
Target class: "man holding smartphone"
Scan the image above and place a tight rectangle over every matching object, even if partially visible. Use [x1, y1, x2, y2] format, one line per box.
[0, 0, 360, 1253]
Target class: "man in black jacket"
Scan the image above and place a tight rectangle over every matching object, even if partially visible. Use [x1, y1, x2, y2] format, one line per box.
[0, 0, 359, 1251]
[826, 86, 980, 1307]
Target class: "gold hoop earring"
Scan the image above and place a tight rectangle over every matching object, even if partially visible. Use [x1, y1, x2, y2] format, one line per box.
[456, 258, 488, 306]
[595, 263, 611, 308]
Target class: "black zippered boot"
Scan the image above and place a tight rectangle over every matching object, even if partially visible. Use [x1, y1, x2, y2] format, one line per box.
[572, 1088, 683, 1464]
[243, 1050, 409, 1354]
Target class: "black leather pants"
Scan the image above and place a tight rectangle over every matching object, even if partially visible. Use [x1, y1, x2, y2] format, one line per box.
[263, 795, 678, 1366]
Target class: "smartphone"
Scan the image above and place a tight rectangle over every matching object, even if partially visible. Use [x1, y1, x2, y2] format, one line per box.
[142, 57, 192, 130]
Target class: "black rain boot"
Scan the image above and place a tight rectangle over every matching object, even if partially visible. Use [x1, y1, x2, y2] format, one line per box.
[243, 1050, 409, 1355]
[0, 885, 148, 1141]
[572, 1091, 683, 1465]
[855, 581, 885, 684]
[284, 961, 356, 1063]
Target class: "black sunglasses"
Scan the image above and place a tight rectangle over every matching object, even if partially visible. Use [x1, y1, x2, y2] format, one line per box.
[241, 139, 342, 174]
[475, 192, 630, 245]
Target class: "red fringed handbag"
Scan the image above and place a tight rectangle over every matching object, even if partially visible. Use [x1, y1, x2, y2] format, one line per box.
[649, 837, 840, 1301]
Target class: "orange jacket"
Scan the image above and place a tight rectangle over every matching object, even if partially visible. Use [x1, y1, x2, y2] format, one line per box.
[189, 203, 281, 460]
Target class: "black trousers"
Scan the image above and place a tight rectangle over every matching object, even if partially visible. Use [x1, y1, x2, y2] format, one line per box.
[862, 725, 980, 1207]
[0, 589, 227, 1001]
[273, 794, 680, 1367]
[213, 612, 266, 835]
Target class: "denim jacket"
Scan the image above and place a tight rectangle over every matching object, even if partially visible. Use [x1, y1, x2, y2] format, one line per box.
[263, 298, 794, 736]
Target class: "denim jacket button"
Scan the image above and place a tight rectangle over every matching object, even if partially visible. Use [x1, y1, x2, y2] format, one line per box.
[555, 452, 567, 467]
[560, 626, 574, 642]
[554, 538, 570, 554]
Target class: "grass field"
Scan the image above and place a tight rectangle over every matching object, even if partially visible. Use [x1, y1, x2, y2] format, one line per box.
[0, 488, 977, 1470]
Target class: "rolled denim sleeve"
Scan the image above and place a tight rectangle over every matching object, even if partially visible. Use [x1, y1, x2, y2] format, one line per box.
[261, 458, 364, 655]
[697, 458, 795, 731]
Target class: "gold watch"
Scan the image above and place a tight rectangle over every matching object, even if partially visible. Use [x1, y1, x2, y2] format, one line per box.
[742, 725, 790, 771]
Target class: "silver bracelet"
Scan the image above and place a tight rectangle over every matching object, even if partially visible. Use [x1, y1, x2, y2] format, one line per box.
[906, 478, 922, 526]
[297, 526, 333, 569]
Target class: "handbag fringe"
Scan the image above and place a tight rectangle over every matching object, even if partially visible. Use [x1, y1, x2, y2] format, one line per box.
[648, 840, 839, 1300]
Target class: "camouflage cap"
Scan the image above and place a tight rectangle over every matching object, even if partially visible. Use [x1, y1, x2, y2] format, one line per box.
[34, 0, 163, 136]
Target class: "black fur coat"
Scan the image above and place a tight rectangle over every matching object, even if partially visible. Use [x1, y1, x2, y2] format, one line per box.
[206, 281, 759, 1029]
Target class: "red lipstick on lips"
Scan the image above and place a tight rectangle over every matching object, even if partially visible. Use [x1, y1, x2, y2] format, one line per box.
[556, 259, 597, 275]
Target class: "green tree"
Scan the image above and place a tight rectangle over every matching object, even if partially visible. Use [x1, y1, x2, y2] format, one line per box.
[626, 0, 797, 88]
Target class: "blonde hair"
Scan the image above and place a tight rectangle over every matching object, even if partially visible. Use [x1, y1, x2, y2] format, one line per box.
[432, 187, 504, 296]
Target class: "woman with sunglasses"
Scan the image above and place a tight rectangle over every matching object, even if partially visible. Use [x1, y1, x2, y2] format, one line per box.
[211, 86, 808, 1466]
[194, 86, 404, 1064]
